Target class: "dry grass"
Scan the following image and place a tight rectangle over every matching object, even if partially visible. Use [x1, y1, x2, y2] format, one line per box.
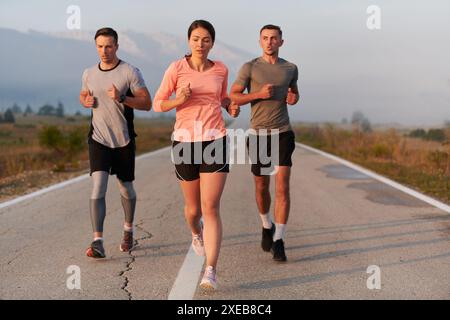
[0, 115, 174, 201]
[293, 123, 450, 203]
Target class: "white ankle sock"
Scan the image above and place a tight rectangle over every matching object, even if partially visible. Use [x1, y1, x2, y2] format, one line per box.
[273, 224, 286, 241]
[124, 224, 133, 232]
[94, 237, 103, 242]
[259, 213, 273, 229]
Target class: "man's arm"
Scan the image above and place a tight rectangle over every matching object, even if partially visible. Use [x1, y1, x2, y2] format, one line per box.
[286, 84, 299, 105]
[108, 85, 152, 111]
[79, 90, 95, 108]
[122, 87, 152, 111]
[229, 83, 274, 106]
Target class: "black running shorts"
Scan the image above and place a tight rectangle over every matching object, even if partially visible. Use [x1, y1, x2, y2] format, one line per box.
[246, 130, 296, 176]
[171, 136, 230, 181]
[88, 139, 136, 182]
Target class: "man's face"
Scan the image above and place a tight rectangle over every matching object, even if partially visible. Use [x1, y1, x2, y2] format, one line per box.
[259, 29, 283, 56]
[95, 35, 118, 64]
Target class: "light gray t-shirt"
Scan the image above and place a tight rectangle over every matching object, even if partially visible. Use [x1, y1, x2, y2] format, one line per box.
[81, 60, 146, 148]
[234, 57, 298, 133]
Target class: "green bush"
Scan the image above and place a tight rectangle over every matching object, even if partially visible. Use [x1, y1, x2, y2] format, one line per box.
[38, 125, 86, 170]
[372, 143, 392, 158]
[426, 129, 446, 142]
[39, 126, 64, 152]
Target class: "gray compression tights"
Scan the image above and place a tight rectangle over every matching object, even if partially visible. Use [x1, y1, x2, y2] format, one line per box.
[90, 171, 137, 233]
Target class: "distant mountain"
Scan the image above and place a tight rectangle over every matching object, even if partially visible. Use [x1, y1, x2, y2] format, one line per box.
[0, 28, 254, 115]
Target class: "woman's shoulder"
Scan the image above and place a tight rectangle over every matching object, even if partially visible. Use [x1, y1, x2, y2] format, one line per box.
[165, 58, 186, 73]
[212, 60, 228, 73]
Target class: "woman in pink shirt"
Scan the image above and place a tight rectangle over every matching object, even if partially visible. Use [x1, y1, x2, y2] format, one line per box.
[154, 20, 239, 291]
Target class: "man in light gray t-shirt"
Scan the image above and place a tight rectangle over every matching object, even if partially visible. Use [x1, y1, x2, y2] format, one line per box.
[79, 27, 151, 259]
[230, 24, 299, 263]
[82, 60, 147, 148]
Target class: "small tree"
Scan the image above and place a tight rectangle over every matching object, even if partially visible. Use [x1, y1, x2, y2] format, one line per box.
[409, 129, 427, 139]
[4, 109, 15, 123]
[24, 105, 34, 116]
[11, 103, 22, 114]
[351, 111, 372, 132]
[351, 111, 365, 125]
[361, 118, 372, 133]
[56, 102, 65, 118]
[38, 104, 56, 116]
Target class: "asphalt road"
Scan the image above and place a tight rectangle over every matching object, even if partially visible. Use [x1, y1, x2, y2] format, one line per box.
[1, 119, 449, 300]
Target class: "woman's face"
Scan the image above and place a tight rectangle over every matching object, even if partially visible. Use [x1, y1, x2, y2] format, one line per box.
[188, 27, 214, 59]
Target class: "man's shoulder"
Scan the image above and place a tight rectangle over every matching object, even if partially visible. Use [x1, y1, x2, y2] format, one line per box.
[237, 58, 260, 73]
[83, 63, 99, 74]
[119, 60, 141, 73]
[244, 57, 261, 66]
[278, 58, 298, 70]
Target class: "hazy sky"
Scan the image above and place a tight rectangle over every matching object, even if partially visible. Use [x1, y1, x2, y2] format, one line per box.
[1, 0, 450, 125]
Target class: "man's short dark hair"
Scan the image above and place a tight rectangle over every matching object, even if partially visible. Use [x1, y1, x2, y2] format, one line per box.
[260, 24, 282, 38]
[95, 27, 118, 44]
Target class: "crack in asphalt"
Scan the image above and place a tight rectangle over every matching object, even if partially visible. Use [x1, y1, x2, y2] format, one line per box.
[119, 221, 153, 300]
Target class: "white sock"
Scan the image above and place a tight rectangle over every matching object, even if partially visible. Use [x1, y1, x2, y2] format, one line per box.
[94, 237, 103, 242]
[124, 224, 133, 232]
[259, 212, 273, 229]
[273, 224, 286, 241]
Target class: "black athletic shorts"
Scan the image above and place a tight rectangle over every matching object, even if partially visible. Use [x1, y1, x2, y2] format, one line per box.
[88, 139, 136, 182]
[171, 136, 230, 181]
[246, 130, 296, 176]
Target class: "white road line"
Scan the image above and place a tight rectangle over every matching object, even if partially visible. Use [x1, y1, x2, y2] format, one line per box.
[168, 246, 205, 300]
[296, 142, 450, 214]
[0, 146, 171, 210]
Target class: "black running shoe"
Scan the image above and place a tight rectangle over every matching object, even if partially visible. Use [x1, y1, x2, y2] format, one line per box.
[86, 239, 106, 259]
[271, 239, 287, 262]
[261, 224, 275, 252]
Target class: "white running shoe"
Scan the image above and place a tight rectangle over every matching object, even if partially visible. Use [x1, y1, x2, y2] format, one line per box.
[200, 266, 217, 291]
[192, 234, 205, 256]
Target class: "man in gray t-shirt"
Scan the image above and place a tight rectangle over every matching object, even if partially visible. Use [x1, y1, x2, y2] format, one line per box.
[230, 24, 299, 262]
[79, 27, 151, 259]
[233, 56, 298, 133]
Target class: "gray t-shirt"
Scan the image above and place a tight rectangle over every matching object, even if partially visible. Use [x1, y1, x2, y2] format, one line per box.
[81, 60, 146, 148]
[234, 57, 298, 133]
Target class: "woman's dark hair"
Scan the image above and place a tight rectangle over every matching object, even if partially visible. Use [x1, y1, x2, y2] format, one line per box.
[188, 20, 215, 43]
[95, 27, 118, 44]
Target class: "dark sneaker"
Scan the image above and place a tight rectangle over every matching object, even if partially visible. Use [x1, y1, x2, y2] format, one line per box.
[271, 239, 287, 262]
[120, 230, 134, 252]
[86, 239, 106, 259]
[261, 224, 275, 252]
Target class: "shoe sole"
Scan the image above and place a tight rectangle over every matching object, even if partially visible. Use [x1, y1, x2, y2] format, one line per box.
[270, 249, 287, 262]
[200, 282, 217, 291]
[273, 257, 287, 262]
[119, 244, 135, 252]
[86, 247, 106, 259]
